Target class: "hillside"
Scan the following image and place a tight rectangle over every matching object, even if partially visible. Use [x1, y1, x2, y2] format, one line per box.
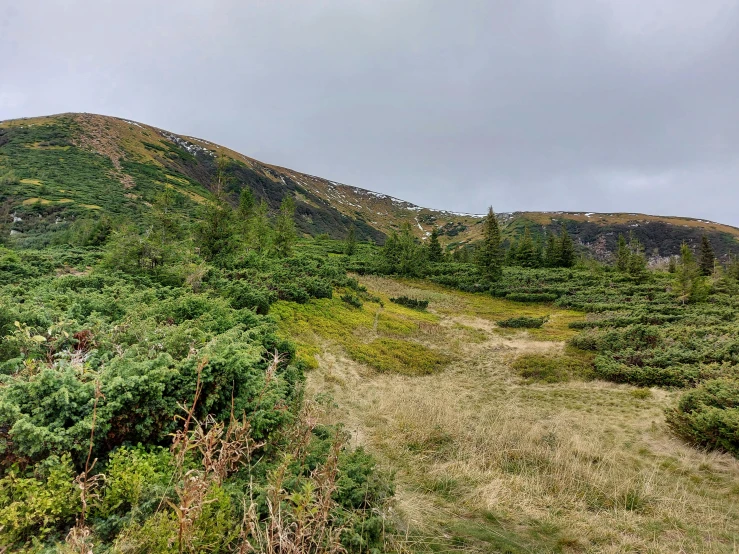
[3, 114, 739, 552]
[2, 113, 739, 258]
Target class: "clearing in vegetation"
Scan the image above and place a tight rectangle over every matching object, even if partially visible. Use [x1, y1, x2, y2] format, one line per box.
[298, 275, 739, 553]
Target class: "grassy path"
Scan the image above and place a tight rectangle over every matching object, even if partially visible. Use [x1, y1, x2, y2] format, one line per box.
[275, 276, 739, 553]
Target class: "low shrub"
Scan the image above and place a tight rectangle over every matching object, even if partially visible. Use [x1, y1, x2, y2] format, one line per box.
[666, 378, 739, 456]
[497, 316, 548, 329]
[341, 293, 363, 309]
[390, 296, 429, 310]
[505, 292, 558, 302]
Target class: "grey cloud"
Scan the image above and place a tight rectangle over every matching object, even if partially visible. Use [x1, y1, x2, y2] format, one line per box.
[1, 0, 738, 223]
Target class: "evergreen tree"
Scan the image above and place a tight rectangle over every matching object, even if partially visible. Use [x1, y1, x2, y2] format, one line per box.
[238, 188, 255, 219]
[427, 227, 443, 262]
[236, 188, 256, 245]
[615, 234, 629, 272]
[397, 222, 426, 276]
[382, 231, 401, 271]
[0, 200, 12, 246]
[250, 199, 273, 254]
[676, 242, 699, 304]
[453, 246, 470, 263]
[627, 234, 648, 281]
[668, 255, 677, 274]
[150, 188, 184, 245]
[543, 232, 559, 268]
[699, 235, 715, 276]
[194, 199, 235, 262]
[273, 195, 297, 258]
[558, 226, 575, 268]
[727, 255, 739, 281]
[477, 207, 503, 280]
[516, 226, 539, 268]
[505, 240, 518, 266]
[195, 154, 238, 262]
[344, 226, 357, 256]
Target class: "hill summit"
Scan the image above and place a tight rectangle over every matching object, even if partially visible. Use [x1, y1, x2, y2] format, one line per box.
[2, 112, 738, 258]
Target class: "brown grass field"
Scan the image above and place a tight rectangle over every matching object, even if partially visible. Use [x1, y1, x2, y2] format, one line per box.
[276, 276, 739, 553]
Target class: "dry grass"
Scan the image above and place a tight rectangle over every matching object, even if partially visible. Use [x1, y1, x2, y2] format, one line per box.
[297, 276, 739, 553]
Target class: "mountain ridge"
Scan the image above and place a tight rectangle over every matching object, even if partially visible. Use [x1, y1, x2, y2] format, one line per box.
[2, 112, 738, 258]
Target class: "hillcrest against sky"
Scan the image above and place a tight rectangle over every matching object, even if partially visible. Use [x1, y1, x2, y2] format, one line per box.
[2, 1, 738, 224]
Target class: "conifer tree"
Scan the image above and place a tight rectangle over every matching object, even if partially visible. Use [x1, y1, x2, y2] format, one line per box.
[344, 226, 357, 256]
[397, 222, 426, 276]
[195, 158, 236, 262]
[504, 240, 518, 266]
[676, 242, 699, 304]
[727, 255, 739, 281]
[699, 235, 715, 276]
[273, 195, 297, 258]
[382, 231, 401, 271]
[238, 188, 255, 219]
[516, 226, 539, 268]
[543, 232, 559, 267]
[558, 226, 575, 268]
[627, 234, 647, 281]
[250, 199, 273, 254]
[615, 234, 629, 272]
[477, 207, 503, 280]
[427, 227, 443, 262]
[0, 200, 13, 246]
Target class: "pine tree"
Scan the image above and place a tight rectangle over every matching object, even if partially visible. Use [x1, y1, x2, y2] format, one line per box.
[344, 226, 357, 256]
[627, 234, 647, 281]
[676, 242, 699, 304]
[516, 226, 539, 268]
[250, 199, 273, 254]
[727, 255, 739, 281]
[699, 235, 715, 276]
[427, 227, 443, 262]
[0, 200, 13, 246]
[194, 154, 238, 262]
[238, 188, 255, 219]
[505, 240, 518, 266]
[397, 222, 426, 276]
[558, 226, 575, 268]
[615, 234, 629, 272]
[195, 199, 235, 262]
[543, 232, 559, 267]
[273, 195, 297, 258]
[382, 231, 401, 272]
[477, 207, 503, 280]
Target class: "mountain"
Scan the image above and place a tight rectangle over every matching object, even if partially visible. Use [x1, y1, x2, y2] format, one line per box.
[2, 112, 739, 258]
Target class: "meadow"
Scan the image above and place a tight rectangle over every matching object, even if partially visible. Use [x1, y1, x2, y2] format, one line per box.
[297, 275, 739, 553]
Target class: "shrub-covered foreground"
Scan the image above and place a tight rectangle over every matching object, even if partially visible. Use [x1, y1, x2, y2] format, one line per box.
[0, 246, 393, 552]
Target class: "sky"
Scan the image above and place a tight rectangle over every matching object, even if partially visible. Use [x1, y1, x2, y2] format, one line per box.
[2, 1, 739, 224]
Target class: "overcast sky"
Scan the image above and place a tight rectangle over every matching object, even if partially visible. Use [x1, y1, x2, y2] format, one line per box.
[2, 1, 738, 223]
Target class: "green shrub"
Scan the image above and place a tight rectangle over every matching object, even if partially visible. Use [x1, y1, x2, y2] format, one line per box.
[505, 292, 558, 302]
[341, 293, 363, 309]
[390, 296, 429, 310]
[666, 379, 739, 456]
[0, 454, 79, 546]
[497, 316, 548, 329]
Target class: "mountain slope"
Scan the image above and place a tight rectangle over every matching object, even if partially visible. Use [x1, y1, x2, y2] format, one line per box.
[2, 112, 738, 258]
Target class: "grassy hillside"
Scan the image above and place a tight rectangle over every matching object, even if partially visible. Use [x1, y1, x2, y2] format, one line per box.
[2, 168, 739, 551]
[2, 113, 739, 259]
